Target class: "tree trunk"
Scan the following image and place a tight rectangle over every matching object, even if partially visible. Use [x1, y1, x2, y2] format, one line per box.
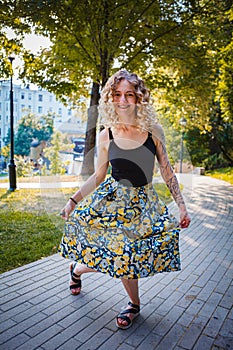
[80, 81, 100, 176]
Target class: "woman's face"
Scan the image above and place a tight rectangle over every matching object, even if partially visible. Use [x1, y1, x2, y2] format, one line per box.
[113, 79, 137, 120]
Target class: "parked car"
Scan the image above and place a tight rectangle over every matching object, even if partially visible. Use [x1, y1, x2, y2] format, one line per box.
[73, 137, 85, 161]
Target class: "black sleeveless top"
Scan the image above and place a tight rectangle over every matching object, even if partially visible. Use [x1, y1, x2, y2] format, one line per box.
[108, 128, 156, 187]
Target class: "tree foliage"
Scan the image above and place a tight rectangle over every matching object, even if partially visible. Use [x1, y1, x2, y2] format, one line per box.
[0, 0, 31, 77]
[1, 0, 232, 171]
[146, 0, 233, 167]
[4, 0, 214, 173]
[15, 155, 34, 177]
[12, 113, 54, 157]
[43, 130, 73, 175]
[0, 144, 10, 161]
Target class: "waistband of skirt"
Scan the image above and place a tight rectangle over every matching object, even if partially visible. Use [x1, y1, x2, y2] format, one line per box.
[105, 175, 153, 190]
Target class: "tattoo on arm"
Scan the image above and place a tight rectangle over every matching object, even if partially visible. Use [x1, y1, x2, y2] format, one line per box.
[166, 176, 185, 207]
[157, 142, 174, 176]
[157, 143, 185, 207]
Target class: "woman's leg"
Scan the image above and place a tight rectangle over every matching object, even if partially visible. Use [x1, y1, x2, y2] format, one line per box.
[70, 262, 97, 294]
[117, 279, 140, 327]
[121, 279, 140, 304]
[72, 263, 97, 275]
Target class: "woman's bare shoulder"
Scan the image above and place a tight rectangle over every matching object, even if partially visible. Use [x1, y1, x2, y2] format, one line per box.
[99, 127, 109, 142]
[151, 123, 165, 144]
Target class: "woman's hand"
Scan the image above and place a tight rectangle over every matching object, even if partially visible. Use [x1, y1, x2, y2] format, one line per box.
[60, 199, 76, 220]
[179, 208, 191, 228]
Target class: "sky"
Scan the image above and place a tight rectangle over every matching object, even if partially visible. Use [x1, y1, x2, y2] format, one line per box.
[22, 33, 51, 53]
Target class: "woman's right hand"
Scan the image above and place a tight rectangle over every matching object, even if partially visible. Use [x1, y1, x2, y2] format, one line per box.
[60, 199, 76, 220]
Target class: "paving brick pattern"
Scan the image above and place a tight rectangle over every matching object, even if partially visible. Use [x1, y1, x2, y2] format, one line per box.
[0, 175, 232, 350]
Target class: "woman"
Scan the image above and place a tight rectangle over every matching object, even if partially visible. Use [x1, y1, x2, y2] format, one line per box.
[60, 69, 191, 330]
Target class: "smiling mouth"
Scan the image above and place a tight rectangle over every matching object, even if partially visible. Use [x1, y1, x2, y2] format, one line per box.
[118, 105, 130, 109]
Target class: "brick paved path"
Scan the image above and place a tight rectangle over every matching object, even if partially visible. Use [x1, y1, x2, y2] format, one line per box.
[0, 175, 232, 350]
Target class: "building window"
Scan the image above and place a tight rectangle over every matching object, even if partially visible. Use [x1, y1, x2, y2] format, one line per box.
[0, 102, 1, 111]
[38, 94, 43, 102]
[49, 95, 53, 102]
[49, 107, 53, 112]
[68, 109, 72, 116]
[21, 93, 25, 99]
[21, 104, 25, 111]
[58, 108, 62, 115]
[38, 106, 42, 113]
[28, 105, 32, 111]
[28, 93, 32, 100]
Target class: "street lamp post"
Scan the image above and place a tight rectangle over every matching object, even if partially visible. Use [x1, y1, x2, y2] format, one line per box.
[179, 117, 187, 173]
[8, 56, 17, 191]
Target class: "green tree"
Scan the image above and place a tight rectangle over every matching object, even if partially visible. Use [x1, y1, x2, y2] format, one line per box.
[10, 0, 210, 175]
[43, 131, 73, 175]
[15, 155, 34, 177]
[216, 13, 233, 124]
[3, 1, 232, 171]
[13, 113, 54, 156]
[0, 0, 31, 77]
[147, 0, 233, 168]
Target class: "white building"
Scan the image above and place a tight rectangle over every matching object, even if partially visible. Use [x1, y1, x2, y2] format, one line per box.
[0, 80, 86, 149]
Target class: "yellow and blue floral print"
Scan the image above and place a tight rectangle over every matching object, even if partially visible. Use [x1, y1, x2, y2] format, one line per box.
[60, 176, 181, 279]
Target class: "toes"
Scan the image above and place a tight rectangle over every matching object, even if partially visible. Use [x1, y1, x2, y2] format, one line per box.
[120, 320, 128, 326]
[70, 285, 81, 295]
[117, 318, 129, 326]
[117, 318, 128, 326]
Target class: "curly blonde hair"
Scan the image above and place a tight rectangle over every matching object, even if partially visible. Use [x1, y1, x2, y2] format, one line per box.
[98, 69, 157, 131]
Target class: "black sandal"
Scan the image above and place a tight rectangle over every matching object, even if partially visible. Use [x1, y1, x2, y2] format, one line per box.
[69, 262, 82, 295]
[116, 301, 140, 330]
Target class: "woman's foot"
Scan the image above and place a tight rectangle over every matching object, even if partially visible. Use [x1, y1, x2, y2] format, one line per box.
[69, 262, 82, 295]
[116, 301, 140, 330]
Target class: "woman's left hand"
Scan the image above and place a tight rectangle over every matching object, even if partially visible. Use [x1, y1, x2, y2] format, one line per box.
[179, 209, 191, 228]
[60, 200, 76, 220]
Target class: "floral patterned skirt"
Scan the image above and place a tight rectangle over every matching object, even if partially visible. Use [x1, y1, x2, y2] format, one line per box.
[59, 176, 181, 279]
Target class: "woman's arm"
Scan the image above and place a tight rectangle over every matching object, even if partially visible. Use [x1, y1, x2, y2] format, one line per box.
[61, 128, 109, 219]
[152, 124, 191, 228]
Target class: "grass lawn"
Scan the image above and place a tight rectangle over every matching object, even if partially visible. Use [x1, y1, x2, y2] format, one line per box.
[0, 180, 172, 273]
[205, 167, 233, 185]
[0, 187, 75, 273]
